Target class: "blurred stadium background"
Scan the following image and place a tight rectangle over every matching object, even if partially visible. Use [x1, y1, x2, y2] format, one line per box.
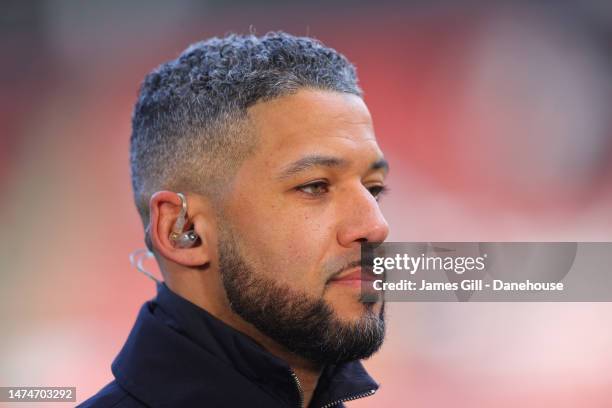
[1, 1, 611, 406]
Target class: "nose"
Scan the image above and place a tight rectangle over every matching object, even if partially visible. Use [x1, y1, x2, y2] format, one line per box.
[337, 185, 389, 248]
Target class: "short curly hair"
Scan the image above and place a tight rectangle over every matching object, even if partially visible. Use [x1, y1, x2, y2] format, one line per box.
[130, 31, 362, 249]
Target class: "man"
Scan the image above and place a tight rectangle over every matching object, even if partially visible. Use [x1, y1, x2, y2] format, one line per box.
[81, 31, 389, 407]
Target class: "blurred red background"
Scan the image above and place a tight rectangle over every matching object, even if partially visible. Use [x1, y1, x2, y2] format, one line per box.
[1, 1, 611, 406]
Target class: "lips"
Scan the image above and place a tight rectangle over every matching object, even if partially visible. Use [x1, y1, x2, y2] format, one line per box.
[329, 267, 376, 283]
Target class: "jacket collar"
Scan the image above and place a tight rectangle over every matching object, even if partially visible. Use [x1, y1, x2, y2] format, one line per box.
[112, 283, 379, 407]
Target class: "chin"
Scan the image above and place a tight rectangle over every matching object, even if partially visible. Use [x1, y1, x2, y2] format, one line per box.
[326, 291, 381, 321]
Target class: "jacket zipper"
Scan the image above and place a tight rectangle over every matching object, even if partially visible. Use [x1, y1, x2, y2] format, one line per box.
[319, 389, 377, 408]
[290, 371, 305, 408]
[290, 371, 376, 408]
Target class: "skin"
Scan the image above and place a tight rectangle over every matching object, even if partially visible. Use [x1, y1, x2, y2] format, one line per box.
[148, 88, 389, 407]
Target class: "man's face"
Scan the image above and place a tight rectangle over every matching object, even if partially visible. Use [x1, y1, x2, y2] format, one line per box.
[218, 89, 389, 364]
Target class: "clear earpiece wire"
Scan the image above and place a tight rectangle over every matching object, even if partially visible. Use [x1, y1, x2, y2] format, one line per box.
[172, 192, 188, 236]
[129, 248, 160, 283]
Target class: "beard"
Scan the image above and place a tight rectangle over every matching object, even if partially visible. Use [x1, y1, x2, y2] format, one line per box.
[217, 226, 385, 367]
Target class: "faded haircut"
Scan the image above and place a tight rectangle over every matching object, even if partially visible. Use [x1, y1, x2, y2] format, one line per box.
[130, 31, 362, 250]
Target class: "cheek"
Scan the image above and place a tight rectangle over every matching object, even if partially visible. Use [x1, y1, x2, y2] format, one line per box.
[232, 200, 336, 287]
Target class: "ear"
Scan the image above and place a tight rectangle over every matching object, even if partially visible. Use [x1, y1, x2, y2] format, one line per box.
[148, 191, 210, 267]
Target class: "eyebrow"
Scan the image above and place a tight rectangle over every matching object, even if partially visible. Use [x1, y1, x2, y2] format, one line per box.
[276, 154, 389, 180]
[371, 158, 389, 174]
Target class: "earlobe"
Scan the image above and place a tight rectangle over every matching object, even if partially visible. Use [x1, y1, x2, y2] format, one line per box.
[148, 191, 210, 267]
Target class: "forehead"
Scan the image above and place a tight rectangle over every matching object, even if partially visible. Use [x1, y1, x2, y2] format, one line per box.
[247, 89, 381, 163]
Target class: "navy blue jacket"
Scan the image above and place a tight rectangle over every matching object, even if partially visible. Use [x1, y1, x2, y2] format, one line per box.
[79, 283, 379, 407]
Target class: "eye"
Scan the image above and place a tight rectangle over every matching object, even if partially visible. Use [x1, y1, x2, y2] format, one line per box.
[367, 185, 388, 201]
[296, 180, 330, 196]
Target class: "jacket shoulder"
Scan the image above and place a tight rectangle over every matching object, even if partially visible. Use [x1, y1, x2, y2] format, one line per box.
[78, 381, 147, 408]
